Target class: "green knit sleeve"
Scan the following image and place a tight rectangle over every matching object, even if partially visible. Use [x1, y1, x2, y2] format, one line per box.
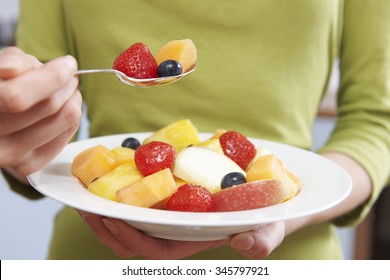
[8, 0, 76, 200]
[318, 0, 390, 226]
[1, 169, 44, 200]
[16, 0, 69, 61]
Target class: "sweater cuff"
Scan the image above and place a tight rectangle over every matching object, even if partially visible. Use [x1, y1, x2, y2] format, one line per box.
[1, 169, 44, 200]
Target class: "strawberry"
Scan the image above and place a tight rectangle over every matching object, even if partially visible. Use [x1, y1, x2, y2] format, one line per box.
[167, 184, 215, 212]
[219, 131, 256, 170]
[134, 141, 175, 176]
[112, 42, 158, 79]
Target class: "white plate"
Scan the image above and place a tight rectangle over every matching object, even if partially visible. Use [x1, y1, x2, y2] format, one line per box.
[28, 133, 352, 241]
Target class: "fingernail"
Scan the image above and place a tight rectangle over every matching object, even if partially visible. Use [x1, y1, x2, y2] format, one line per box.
[0, 56, 22, 70]
[63, 55, 78, 72]
[102, 218, 118, 235]
[230, 234, 255, 251]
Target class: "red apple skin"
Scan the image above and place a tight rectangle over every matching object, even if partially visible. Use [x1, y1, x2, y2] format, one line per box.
[212, 179, 291, 212]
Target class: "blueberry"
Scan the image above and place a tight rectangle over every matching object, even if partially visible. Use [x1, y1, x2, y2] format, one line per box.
[221, 172, 247, 189]
[121, 137, 141, 150]
[157, 60, 183, 77]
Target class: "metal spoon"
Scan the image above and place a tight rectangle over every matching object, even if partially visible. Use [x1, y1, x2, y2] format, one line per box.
[75, 65, 196, 88]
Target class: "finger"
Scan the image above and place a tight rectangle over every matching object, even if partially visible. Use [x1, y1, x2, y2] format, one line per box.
[103, 217, 228, 260]
[0, 55, 78, 113]
[7, 88, 82, 153]
[0, 90, 82, 171]
[4, 124, 79, 176]
[230, 222, 285, 259]
[78, 212, 136, 259]
[0, 77, 79, 136]
[0, 47, 41, 79]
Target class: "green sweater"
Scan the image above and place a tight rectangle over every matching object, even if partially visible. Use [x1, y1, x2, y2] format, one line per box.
[13, 0, 390, 259]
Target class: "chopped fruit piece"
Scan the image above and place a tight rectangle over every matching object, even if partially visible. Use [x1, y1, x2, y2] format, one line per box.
[112, 42, 158, 79]
[194, 138, 223, 153]
[219, 131, 256, 170]
[151, 176, 187, 210]
[134, 141, 176, 176]
[213, 179, 292, 212]
[111, 146, 135, 166]
[157, 60, 183, 77]
[220, 172, 247, 189]
[71, 145, 117, 187]
[194, 129, 227, 154]
[116, 168, 177, 208]
[286, 170, 302, 197]
[246, 154, 285, 181]
[247, 146, 273, 169]
[246, 154, 301, 197]
[167, 184, 215, 212]
[143, 119, 199, 152]
[88, 162, 142, 201]
[155, 39, 197, 73]
[121, 137, 141, 150]
[210, 129, 227, 139]
[173, 146, 245, 194]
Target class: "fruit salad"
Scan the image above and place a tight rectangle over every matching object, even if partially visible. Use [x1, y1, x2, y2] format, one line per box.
[112, 39, 197, 79]
[71, 119, 301, 212]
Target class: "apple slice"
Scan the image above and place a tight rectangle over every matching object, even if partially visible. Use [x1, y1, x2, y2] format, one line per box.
[173, 146, 245, 194]
[212, 179, 292, 212]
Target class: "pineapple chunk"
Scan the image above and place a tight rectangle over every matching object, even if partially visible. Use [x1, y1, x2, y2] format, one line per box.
[194, 138, 223, 154]
[88, 161, 143, 201]
[194, 129, 226, 154]
[71, 145, 117, 187]
[143, 119, 200, 152]
[116, 168, 177, 208]
[155, 39, 197, 73]
[210, 129, 227, 140]
[111, 146, 135, 166]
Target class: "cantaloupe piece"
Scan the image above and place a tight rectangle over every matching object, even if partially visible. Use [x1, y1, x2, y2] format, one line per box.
[116, 168, 177, 208]
[151, 176, 187, 209]
[155, 39, 197, 73]
[71, 145, 117, 187]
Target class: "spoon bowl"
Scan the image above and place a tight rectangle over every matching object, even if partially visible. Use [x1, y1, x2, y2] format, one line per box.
[76, 66, 196, 88]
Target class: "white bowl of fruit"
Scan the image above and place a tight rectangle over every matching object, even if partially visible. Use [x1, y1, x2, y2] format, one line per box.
[28, 119, 351, 241]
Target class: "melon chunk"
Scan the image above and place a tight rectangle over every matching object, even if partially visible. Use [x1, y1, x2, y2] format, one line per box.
[71, 145, 117, 187]
[116, 168, 177, 208]
[246, 154, 301, 197]
[155, 39, 197, 73]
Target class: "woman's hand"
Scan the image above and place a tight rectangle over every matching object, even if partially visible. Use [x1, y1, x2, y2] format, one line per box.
[0, 47, 82, 182]
[77, 210, 285, 259]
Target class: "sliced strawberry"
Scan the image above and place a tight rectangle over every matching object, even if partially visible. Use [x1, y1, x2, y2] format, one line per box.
[219, 131, 256, 170]
[167, 184, 215, 212]
[112, 42, 158, 79]
[134, 141, 175, 176]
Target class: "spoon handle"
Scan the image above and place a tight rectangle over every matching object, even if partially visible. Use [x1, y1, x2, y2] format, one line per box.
[75, 69, 118, 75]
